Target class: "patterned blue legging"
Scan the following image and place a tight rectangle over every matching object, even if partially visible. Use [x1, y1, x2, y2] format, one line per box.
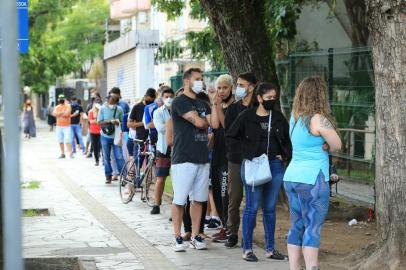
[284, 171, 330, 248]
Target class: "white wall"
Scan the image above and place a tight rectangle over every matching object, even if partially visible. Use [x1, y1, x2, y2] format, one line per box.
[106, 49, 136, 101]
[296, 2, 351, 49]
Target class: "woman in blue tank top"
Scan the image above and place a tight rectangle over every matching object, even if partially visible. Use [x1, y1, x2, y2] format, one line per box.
[283, 77, 342, 270]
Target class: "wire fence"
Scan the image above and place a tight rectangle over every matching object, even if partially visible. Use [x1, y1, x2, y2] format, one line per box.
[276, 47, 375, 184]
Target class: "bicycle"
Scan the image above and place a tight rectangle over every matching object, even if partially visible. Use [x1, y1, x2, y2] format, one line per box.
[119, 138, 157, 206]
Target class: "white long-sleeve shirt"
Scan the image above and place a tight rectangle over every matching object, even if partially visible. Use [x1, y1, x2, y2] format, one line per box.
[153, 106, 171, 155]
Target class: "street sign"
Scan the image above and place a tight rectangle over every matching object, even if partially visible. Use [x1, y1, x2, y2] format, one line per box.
[17, 0, 28, 53]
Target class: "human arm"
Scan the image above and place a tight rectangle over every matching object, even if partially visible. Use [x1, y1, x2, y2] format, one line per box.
[165, 119, 173, 147]
[310, 114, 342, 152]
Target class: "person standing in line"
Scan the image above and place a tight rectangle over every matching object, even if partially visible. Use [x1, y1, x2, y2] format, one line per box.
[150, 87, 175, 215]
[70, 97, 85, 154]
[108, 87, 130, 179]
[143, 85, 169, 145]
[171, 68, 211, 252]
[127, 88, 156, 167]
[53, 94, 74, 159]
[227, 83, 291, 262]
[97, 95, 124, 184]
[85, 90, 102, 157]
[22, 99, 36, 138]
[223, 72, 258, 248]
[88, 103, 102, 166]
[283, 77, 342, 270]
[47, 101, 56, 131]
[208, 74, 235, 241]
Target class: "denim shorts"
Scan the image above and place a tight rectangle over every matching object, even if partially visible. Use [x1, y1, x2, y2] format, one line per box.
[56, 126, 71, 144]
[171, 163, 209, 205]
[284, 171, 330, 248]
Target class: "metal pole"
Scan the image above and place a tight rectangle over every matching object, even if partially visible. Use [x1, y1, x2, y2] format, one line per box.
[0, 0, 23, 269]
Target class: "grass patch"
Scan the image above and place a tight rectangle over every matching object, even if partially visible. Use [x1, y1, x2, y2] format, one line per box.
[22, 208, 50, 217]
[21, 181, 41, 189]
[337, 168, 374, 184]
[164, 176, 173, 195]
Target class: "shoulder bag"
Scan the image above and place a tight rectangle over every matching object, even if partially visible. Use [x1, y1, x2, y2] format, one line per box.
[244, 113, 272, 191]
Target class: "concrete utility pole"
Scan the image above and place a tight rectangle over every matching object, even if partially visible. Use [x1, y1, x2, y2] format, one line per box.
[0, 0, 23, 269]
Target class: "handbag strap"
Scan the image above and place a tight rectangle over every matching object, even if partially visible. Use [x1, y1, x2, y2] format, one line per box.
[113, 105, 117, 119]
[266, 112, 272, 156]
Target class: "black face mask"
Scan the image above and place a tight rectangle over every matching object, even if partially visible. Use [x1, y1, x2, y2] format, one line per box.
[222, 92, 233, 103]
[262, 99, 276, 111]
[145, 99, 154, 105]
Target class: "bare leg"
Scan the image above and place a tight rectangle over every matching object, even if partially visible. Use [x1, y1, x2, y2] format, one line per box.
[303, 247, 319, 270]
[154, 176, 166, 206]
[190, 201, 203, 238]
[66, 143, 73, 155]
[59, 143, 65, 155]
[287, 244, 302, 270]
[172, 204, 184, 237]
[208, 189, 219, 217]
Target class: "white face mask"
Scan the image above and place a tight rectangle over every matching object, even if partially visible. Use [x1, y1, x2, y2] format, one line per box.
[164, 97, 173, 108]
[191, 80, 203, 94]
[235, 86, 247, 100]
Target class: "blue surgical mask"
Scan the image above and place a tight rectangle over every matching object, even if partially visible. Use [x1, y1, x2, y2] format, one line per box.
[235, 86, 247, 100]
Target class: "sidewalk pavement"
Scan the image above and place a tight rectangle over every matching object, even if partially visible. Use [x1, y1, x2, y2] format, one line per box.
[21, 122, 289, 270]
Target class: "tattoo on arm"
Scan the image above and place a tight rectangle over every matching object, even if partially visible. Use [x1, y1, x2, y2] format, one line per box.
[320, 115, 333, 129]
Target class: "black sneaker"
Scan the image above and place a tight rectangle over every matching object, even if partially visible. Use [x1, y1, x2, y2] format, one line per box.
[95, 161, 99, 166]
[225, 234, 238, 248]
[58, 154, 66, 159]
[265, 249, 288, 260]
[150, 205, 160, 215]
[206, 218, 221, 230]
[242, 251, 258, 262]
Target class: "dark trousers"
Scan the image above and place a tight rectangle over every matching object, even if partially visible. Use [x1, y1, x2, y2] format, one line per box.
[227, 161, 244, 235]
[211, 165, 229, 227]
[183, 198, 208, 234]
[90, 133, 101, 162]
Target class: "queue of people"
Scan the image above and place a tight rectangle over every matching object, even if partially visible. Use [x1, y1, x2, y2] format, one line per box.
[50, 68, 341, 270]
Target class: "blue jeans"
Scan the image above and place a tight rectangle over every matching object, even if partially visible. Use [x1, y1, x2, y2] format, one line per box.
[241, 159, 284, 252]
[71, 124, 85, 152]
[101, 136, 125, 177]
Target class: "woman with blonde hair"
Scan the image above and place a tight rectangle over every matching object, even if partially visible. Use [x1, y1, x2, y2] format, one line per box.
[283, 76, 342, 270]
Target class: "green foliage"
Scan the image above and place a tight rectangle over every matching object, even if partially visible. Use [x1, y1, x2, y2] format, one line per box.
[186, 28, 226, 71]
[20, 0, 108, 93]
[151, 0, 184, 20]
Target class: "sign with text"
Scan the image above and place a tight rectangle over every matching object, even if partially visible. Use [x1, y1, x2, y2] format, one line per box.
[17, 0, 29, 53]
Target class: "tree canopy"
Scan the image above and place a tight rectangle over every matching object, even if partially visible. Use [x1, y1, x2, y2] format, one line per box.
[21, 0, 108, 93]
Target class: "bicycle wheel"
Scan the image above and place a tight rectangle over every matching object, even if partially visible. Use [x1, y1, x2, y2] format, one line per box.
[119, 160, 136, 204]
[144, 163, 156, 207]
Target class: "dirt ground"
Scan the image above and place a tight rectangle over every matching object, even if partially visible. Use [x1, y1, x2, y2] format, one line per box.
[252, 197, 377, 269]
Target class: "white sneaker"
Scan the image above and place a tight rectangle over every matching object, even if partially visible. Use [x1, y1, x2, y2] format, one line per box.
[173, 236, 186, 252]
[189, 235, 207, 250]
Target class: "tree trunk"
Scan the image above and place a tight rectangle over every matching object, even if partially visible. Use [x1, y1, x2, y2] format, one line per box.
[199, 0, 279, 86]
[357, 1, 406, 269]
